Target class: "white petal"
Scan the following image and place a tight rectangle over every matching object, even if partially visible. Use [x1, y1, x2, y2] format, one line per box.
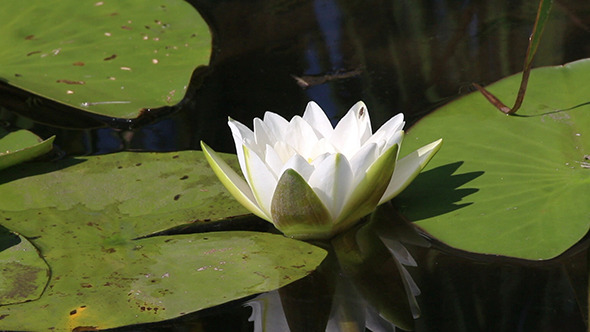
[336, 144, 398, 228]
[307, 153, 353, 219]
[365, 113, 404, 148]
[280, 154, 315, 181]
[228, 118, 254, 175]
[273, 141, 296, 163]
[253, 118, 274, 147]
[310, 152, 331, 167]
[330, 101, 372, 157]
[285, 116, 319, 158]
[348, 101, 373, 143]
[302, 101, 334, 139]
[349, 142, 378, 181]
[200, 142, 270, 221]
[379, 139, 443, 204]
[263, 111, 289, 141]
[381, 130, 404, 154]
[376, 113, 405, 136]
[263, 144, 283, 179]
[243, 144, 278, 217]
[308, 138, 337, 161]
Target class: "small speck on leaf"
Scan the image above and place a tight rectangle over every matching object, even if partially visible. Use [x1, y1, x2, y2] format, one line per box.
[104, 54, 117, 61]
[56, 79, 85, 85]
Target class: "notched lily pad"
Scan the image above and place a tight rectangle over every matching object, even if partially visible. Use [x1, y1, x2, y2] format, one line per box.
[0, 0, 212, 119]
[0, 232, 325, 331]
[396, 58, 590, 260]
[0, 150, 326, 330]
[0, 129, 54, 171]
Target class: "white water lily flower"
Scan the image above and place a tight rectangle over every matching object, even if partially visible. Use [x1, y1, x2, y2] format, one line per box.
[201, 101, 442, 240]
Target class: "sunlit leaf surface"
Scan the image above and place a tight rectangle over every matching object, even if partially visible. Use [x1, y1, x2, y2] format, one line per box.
[0, 151, 326, 330]
[0, 0, 211, 118]
[396, 58, 590, 260]
[0, 129, 54, 171]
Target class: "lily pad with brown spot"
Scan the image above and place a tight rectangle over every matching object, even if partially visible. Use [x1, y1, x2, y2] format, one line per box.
[0, 151, 326, 331]
[0, 0, 211, 119]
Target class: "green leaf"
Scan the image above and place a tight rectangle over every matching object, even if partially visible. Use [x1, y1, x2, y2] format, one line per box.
[0, 0, 211, 119]
[396, 58, 590, 260]
[0, 151, 249, 231]
[0, 129, 54, 171]
[0, 151, 327, 330]
[0, 232, 325, 331]
[0, 225, 50, 305]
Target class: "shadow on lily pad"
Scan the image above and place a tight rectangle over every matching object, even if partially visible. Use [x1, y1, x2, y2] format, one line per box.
[0, 158, 85, 186]
[0, 225, 20, 252]
[394, 162, 483, 221]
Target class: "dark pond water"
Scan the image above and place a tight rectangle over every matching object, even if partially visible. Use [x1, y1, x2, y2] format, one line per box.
[3, 0, 590, 331]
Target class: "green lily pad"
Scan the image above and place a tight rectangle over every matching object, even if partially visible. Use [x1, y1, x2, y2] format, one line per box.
[0, 151, 326, 330]
[0, 225, 50, 305]
[0, 151, 250, 232]
[396, 58, 590, 260]
[0, 0, 211, 119]
[0, 129, 54, 171]
[0, 231, 323, 331]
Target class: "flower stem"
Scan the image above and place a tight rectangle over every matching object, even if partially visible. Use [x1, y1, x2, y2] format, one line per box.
[474, 0, 553, 115]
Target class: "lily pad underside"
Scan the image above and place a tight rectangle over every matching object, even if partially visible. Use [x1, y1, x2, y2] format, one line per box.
[0, 129, 54, 171]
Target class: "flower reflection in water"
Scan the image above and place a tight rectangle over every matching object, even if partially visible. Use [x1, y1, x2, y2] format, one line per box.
[245, 203, 424, 331]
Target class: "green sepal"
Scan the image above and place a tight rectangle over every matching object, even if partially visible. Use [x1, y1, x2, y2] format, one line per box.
[271, 169, 333, 239]
[200, 141, 271, 222]
[379, 138, 443, 204]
